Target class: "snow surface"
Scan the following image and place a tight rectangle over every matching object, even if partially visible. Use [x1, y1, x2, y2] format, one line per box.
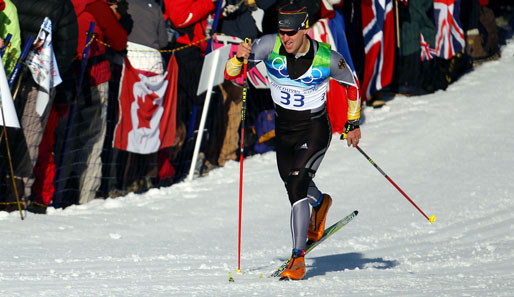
[2, 40, 514, 297]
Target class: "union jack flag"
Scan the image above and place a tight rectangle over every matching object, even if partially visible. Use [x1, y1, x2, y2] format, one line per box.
[420, 33, 436, 61]
[361, 0, 395, 100]
[423, 0, 465, 60]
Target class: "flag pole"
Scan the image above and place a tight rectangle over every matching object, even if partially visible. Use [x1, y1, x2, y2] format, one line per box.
[0, 97, 24, 220]
[395, 0, 401, 48]
[8, 35, 34, 88]
[186, 48, 222, 181]
[0, 39, 24, 219]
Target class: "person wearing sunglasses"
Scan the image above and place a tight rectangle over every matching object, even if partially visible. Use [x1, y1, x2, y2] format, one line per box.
[225, 2, 361, 280]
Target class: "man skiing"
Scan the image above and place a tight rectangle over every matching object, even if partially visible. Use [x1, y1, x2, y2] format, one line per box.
[224, 3, 361, 280]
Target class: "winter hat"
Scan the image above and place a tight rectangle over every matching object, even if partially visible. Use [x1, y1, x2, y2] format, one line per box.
[277, 3, 309, 31]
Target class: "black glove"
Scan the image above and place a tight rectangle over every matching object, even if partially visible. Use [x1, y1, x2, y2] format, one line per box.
[340, 119, 360, 140]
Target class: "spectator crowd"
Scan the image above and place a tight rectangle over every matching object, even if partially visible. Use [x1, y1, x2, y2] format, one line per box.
[0, 0, 512, 215]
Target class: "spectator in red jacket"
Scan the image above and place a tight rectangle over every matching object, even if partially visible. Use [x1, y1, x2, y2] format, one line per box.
[164, 0, 214, 52]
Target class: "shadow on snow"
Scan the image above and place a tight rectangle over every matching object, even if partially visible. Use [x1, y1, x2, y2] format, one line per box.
[306, 252, 399, 278]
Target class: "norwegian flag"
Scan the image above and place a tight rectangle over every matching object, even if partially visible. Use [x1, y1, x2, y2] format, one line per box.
[428, 0, 465, 60]
[114, 56, 178, 154]
[361, 0, 395, 100]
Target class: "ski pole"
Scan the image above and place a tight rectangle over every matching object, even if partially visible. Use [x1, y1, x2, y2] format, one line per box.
[237, 38, 250, 273]
[355, 145, 436, 223]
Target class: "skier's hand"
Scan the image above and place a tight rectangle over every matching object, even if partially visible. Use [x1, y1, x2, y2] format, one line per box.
[341, 120, 361, 147]
[345, 128, 361, 147]
[236, 39, 252, 61]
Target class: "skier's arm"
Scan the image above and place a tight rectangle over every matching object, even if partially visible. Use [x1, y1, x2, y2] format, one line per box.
[224, 34, 275, 80]
[224, 40, 252, 80]
[330, 51, 361, 121]
[330, 51, 361, 147]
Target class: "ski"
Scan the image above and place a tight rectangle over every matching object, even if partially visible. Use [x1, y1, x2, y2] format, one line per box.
[269, 210, 359, 278]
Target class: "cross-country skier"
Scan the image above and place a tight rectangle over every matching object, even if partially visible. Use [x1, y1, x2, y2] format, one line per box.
[224, 2, 361, 280]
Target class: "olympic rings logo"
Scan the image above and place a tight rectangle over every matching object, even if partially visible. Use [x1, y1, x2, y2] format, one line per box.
[271, 56, 289, 78]
[300, 68, 323, 84]
[271, 56, 325, 85]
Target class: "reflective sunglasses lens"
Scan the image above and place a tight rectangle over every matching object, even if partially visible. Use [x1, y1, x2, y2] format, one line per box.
[279, 30, 298, 36]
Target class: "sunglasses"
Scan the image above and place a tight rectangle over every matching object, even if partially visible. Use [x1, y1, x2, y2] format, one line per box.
[279, 29, 299, 36]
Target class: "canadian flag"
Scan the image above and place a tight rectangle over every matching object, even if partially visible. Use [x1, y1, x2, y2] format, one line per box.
[113, 55, 178, 154]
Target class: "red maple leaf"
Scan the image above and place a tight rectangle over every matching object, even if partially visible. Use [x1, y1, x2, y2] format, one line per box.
[136, 92, 159, 129]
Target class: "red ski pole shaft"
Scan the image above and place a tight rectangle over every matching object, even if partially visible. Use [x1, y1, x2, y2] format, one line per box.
[237, 38, 250, 273]
[355, 145, 436, 223]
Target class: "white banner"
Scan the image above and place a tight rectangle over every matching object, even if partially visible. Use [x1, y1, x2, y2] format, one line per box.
[0, 60, 20, 128]
[197, 45, 231, 96]
[26, 17, 62, 116]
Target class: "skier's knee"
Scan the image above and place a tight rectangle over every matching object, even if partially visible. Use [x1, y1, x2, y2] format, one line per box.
[286, 168, 315, 205]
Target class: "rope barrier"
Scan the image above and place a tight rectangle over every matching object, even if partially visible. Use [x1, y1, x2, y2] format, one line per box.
[5, 32, 221, 69]
[92, 33, 217, 54]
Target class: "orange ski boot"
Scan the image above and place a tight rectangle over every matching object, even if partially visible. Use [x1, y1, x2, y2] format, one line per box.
[280, 249, 306, 280]
[308, 194, 332, 242]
